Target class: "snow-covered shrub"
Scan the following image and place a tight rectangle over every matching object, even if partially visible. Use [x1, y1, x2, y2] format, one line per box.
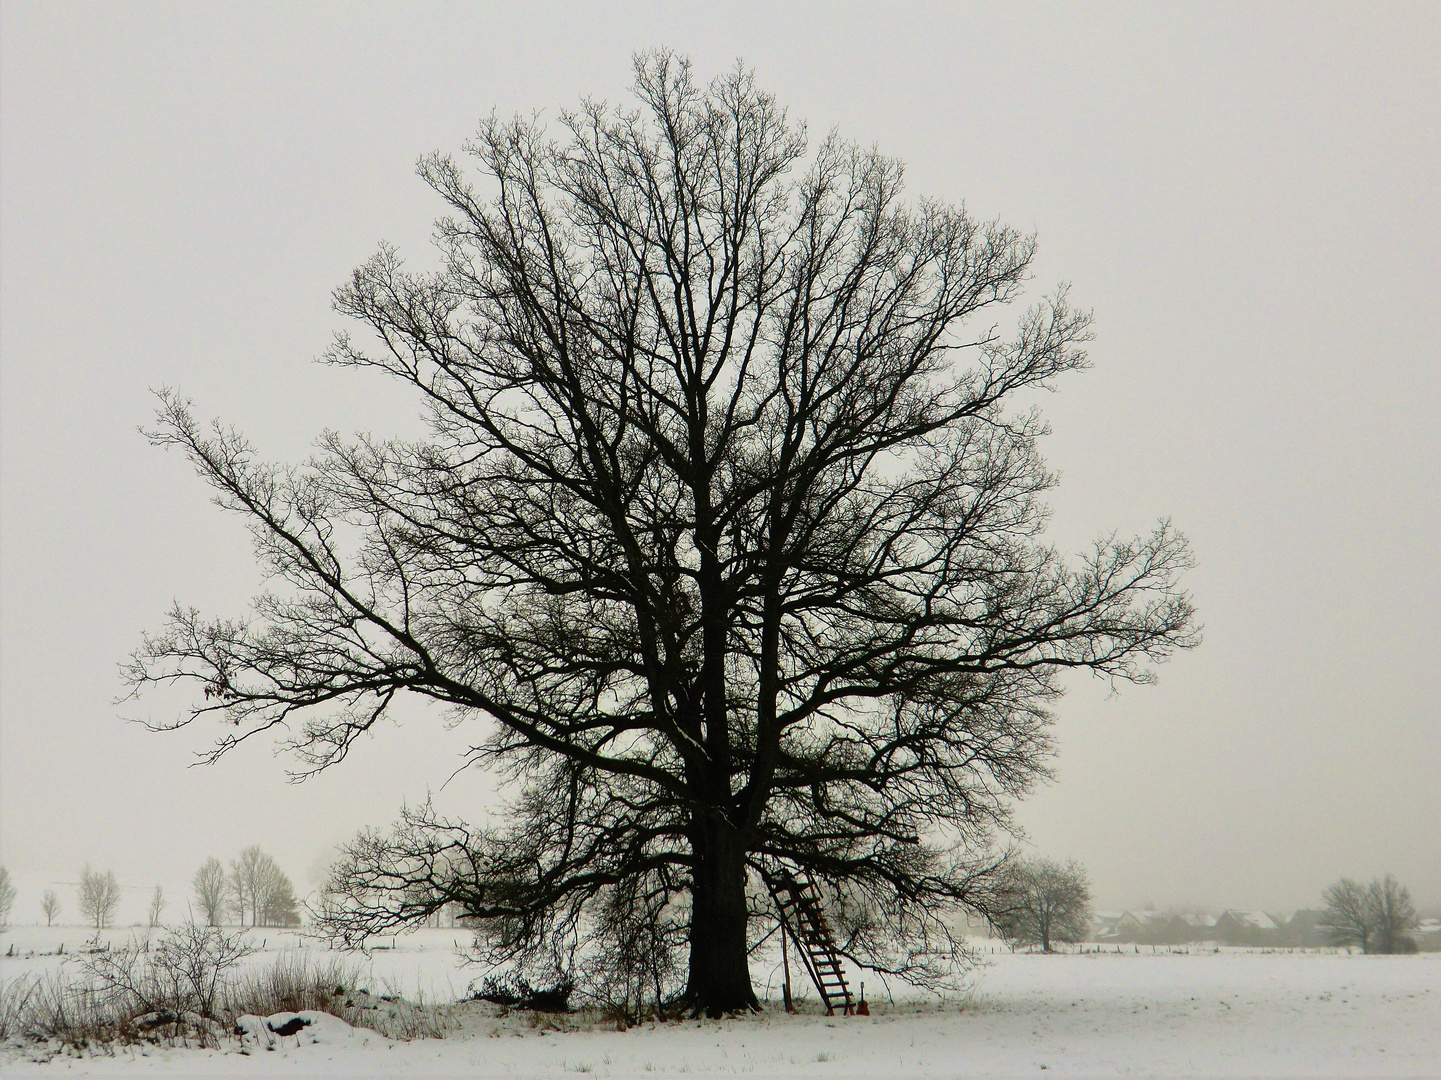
[0, 928, 451, 1050]
[76, 924, 255, 1045]
[199, 946, 449, 1040]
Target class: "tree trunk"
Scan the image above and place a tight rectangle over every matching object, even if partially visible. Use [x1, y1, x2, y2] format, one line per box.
[685, 815, 759, 1016]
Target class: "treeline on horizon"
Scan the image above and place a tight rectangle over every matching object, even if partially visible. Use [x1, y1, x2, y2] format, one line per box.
[0, 848, 301, 932]
[3, 859, 1434, 957]
[1088, 909, 1341, 948]
[1086, 874, 1433, 953]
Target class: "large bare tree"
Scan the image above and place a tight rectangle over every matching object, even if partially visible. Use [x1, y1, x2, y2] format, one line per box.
[128, 52, 1197, 1015]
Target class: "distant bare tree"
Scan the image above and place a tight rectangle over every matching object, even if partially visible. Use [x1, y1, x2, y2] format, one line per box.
[229, 846, 266, 927]
[0, 865, 15, 931]
[192, 858, 227, 926]
[1319, 874, 1418, 954]
[258, 869, 301, 927]
[78, 864, 121, 929]
[41, 888, 61, 927]
[992, 857, 1092, 952]
[229, 846, 300, 927]
[1320, 877, 1371, 951]
[1369, 874, 1418, 955]
[147, 885, 167, 928]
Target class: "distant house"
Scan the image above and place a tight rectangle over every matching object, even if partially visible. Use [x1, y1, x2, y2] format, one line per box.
[1214, 909, 1282, 945]
[1087, 906, 1420, 950]
[1111, 910, 1154, 941]
[1216, 909, 1278, 931]
[1281, 909, 1331, 948]
[955, 910, 1001, 939]
[1414, 918, 1441, 952]
[1112, 910, 1208, 945]
[1089, 911, 1125, 941]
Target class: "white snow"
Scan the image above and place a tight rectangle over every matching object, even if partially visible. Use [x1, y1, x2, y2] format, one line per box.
[233, 1011, 378, 1053]
[3, 928, 1436, 1076]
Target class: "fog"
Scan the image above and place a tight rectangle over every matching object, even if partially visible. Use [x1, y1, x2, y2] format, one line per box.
[3, 2, 1437, 923]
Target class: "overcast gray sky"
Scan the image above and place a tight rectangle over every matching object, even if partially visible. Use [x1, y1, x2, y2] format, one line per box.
[3, 2, 1437, 924]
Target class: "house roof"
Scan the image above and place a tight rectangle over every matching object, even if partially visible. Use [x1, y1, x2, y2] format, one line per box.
[1118, 910, 1177, 926]
[1217, 909, 1278, 931]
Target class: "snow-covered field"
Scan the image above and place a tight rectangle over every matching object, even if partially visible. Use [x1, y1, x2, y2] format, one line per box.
[3, 927, 1436, 1077]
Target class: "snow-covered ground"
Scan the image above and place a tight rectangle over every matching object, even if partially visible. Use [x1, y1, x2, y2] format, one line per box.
[3, 927, 1436, 1077]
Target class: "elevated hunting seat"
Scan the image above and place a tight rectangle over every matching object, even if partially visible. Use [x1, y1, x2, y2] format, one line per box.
[768, 870, 853, 1015]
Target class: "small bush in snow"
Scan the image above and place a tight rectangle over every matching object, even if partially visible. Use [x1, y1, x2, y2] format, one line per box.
[0, 926, 451, 1051]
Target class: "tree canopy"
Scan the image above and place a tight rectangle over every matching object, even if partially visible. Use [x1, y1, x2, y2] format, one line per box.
[992, 857, 1093, 952]
[1321, 875, 1419, 954]
[129, 52, 1197, 1015]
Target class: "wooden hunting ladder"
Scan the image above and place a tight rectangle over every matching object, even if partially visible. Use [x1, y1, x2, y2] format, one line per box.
[768, 870, 853, 1015]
